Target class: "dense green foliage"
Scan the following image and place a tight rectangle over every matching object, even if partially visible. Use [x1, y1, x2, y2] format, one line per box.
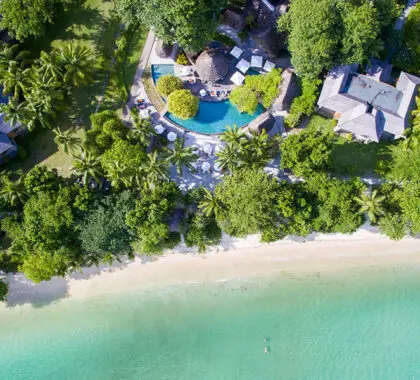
[280, 123, 335, 176]
[79, 192, 135, 263]
[229, 69, 282, 114]
[286, 78, 321, 128]
[0, 279, 8, 301]
[278, 0, 399, 78]
[114, 0, 227, 50]
[168, 89, 199, 119]
[393, 3, 420, 73]
[156, 74, 183, 97]
[126, 183, 181, 254]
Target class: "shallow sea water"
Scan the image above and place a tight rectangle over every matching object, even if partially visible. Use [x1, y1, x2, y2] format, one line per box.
[1, 265, 420, 379]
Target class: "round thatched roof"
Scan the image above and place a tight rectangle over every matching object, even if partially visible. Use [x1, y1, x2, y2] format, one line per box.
[195, 49, 229, 83]
[155, 40, 173, 58]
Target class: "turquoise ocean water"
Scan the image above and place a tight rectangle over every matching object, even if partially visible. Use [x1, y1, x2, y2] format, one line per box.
[1, 265, 420, 379]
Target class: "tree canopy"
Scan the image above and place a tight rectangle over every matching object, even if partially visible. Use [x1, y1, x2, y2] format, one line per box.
[278, 0, 397, 78]
[114, 0, 228, 50]
[168, 90, 199, 120]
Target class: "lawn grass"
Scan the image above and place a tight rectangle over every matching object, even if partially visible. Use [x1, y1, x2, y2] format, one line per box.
[331, 139, 392, 177]
[305, 114, 392, 177]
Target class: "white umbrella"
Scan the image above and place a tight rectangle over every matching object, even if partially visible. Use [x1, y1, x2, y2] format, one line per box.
[167, 131, 177, 142]
[251, 55, 263, 68]
[230, 46, 243, 59]
[203, 144, 213, 155]
[199, 89, 207, 97]
[236, 59, 250, 74]
[179, 183, 188, 192]
[230, 71, 245, 85]
[263, 60, 275, 72]
[201, 161, 211, 173]
[154, 124, 166, 134]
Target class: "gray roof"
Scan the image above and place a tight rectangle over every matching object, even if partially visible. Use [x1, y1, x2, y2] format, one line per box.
[195, 49, 230, 82]
[318, 63, 420, 141]
[247, 111, 274, 132]
[272, 69, 299, 112]
[365, 59, 392, 83]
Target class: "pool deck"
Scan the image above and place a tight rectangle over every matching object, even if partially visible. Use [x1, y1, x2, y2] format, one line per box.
[124, 30, 288, 192]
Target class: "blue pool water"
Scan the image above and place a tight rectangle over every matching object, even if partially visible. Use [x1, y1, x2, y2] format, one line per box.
[151, 64, 264, 134]
[166, 101, 264, 134]
[151, 64, 175, 83]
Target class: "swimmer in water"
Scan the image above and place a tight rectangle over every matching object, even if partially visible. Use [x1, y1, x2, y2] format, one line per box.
[264, 347, 269, 353]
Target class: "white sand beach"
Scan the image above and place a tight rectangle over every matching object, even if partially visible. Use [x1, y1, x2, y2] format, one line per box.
[2, 225, 420, 309]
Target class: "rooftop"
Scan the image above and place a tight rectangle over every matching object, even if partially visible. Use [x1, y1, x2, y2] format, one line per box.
[343, 74, 403, 115]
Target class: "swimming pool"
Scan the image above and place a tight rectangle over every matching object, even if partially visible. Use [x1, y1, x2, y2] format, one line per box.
[151, 64, 264, 134]
[151, 64, 175, 84]
[166, 100, 264, 134]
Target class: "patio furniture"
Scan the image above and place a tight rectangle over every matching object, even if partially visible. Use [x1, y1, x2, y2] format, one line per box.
[180, 66, 194, 76]
[199, 89, 207, 97]
[251, 55, 263, 69]
[263, 60, 275, 72]
[230, 71, 245, 85]
[154, 124, 166, 135]
[236, 59, 250, 74]
[230, 46, 243, 59]
[167, 131, 177, 142]
[201, 161, 211, 173]
[203, 144, 213, 156]
[140, 109, 151, 119]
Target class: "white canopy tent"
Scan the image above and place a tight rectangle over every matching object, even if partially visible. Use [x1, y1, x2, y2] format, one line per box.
[251, 55, 263, 68]
[154, 124, 166, 134]
[167, 131, 177, 142]
[201, 161, 211, 173]
[263, 60, 275, 72]
[236, 59, 250, 74]
[230, 71, 245, 85]
[230, 46, 243, 59]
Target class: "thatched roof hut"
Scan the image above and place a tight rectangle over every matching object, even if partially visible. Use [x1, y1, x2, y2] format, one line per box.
[195, 49, 230, 83]
[155, 40, 173, 58]
[272, 69, 300, 112]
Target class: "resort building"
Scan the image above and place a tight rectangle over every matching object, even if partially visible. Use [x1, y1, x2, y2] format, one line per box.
[317, 62, 420, 142]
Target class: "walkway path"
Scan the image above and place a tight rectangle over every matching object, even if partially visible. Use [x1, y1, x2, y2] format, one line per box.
[394, 0, 419, 31]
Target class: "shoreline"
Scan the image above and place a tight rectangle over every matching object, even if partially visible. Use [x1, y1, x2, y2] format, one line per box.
[2, 226, 420, 309]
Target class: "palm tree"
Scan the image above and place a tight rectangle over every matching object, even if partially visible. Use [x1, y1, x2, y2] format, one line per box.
[216, 142, 242, 172]
[354, 188, 385, 224]
[128, 113, 156, 147]
[0, 171, 28, 207]
[199, 188, 221, 218]
[71, 151, 103, 185]
[105, 160, 133, 189]
[166, 138, 198, 176]
[55, 40, 95, 87]
[0, 98, 31, 128]
[2, 62, 31, 99]
[220, 124, 244, 145]
[36, 51, 63, 82]
[53, 128, 81, 154]
[142, 151, 169, 189]
[243, 129, 272, 168]
[0, 45, 30, 75]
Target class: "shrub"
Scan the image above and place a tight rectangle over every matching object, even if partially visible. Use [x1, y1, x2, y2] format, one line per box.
[168, 89, 199, 119]
[286, 78, 321, 129]
[176, 52, 189, 65]
[229, 86, 259, 114]
[213, 33, 236, 47]
[156, 74, 184, 97]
